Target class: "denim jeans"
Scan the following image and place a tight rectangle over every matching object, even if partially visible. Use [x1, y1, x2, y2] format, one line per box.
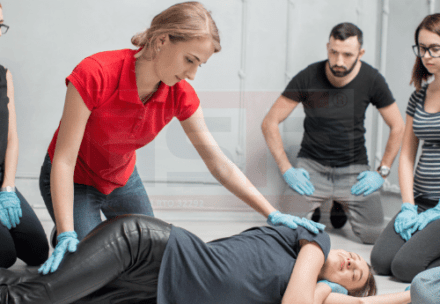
[39, 153, 154, 240]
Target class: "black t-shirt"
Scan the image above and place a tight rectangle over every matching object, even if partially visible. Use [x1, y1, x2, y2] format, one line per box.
[0, 65, 9, 170]
[157, 225, 330, 304]
[282, 60, 395, 167]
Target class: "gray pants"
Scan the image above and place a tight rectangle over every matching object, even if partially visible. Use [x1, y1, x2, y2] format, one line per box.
[284, 157, 384, 244]
[371, 196, 440, 282]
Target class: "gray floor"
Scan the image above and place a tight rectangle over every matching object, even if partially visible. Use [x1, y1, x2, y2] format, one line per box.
[11, 178, 409, 297]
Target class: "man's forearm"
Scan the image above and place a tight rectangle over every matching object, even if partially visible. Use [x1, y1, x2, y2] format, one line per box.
[379, 126, 404, 168]
[262, 121, 293, 174]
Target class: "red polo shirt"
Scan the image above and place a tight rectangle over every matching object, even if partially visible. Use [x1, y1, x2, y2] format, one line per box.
[48, 49, 200, 195]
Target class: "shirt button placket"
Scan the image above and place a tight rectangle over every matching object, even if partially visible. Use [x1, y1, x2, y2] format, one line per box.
[133, 113, 144, 135]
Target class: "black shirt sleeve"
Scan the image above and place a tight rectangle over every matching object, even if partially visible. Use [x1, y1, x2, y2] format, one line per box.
[294, 226, 331, 261]
[282, 67, 309, 102]
[369, 71, 395, 109]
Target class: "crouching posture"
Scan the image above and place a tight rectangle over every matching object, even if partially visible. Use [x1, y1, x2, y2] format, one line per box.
[0, 214, 411, 303]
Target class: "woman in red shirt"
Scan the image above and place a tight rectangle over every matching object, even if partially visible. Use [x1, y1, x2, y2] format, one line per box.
[39, 1, 324, 275]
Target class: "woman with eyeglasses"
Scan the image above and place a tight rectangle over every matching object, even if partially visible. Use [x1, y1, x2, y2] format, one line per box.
[371, 13, 440, 287]
[0, 2, 49, 268]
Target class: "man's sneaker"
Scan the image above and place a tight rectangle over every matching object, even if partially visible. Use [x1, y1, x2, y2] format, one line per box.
[311, 207, 321, 223]
[330, 201, 347, 229]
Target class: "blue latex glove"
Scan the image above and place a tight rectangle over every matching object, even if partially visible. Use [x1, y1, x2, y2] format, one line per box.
[318, 280, 348, 295]
[283, 167, 315, 195]
[394, 203, 418, 241]
[351, 171, 384, 196]
[411, 201, 440, 232]
[267, 210, 326, 234]
[405, 285, 411, 291]
[0, 192, 22, 229]
[39, 231, 79, 275]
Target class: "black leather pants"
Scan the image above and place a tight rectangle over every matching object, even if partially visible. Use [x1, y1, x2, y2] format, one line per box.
[0, 214, 172, 304]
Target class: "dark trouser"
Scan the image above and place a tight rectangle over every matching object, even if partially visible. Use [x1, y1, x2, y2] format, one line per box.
[0, 167, 49, 268]
[286, 157, 384, 244]
[39, 153, 155, 240]
[370, 196, 440, 282]
[0, 214, 171, 304]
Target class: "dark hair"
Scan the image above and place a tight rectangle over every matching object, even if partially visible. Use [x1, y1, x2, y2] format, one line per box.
[131, 1, 221, 60]
[329, 22, 363, 46]
[348, 264, 377, 297]
[410, 14, 440, 91]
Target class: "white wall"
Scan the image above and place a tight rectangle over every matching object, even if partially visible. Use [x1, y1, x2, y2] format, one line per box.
[0, 0, 432, 213]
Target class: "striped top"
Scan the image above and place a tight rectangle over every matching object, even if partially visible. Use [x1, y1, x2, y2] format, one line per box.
[407, 84, 440, 200]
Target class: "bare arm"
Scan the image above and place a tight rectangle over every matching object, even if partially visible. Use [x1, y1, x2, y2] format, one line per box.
[51, 83, 91, 234]
[377, 103, 405, 169]
[2, 70, 18, 188]
[398, 114, 419, 204]
[261, 95, 300, 174]
[281, 241, 325, 304]
[323, 291, 410, 304]
[180, 106, 276, 217]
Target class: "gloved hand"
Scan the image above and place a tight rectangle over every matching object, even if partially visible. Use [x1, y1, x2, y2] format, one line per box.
[394, 203, 418, 241]
[405, 285, 411, 291]
[267, 210, 326, 234]
[38, 231, 79, 275]
[411, 201, 440, 232]
[283, 167, 315, 195]
[318, 280, 348, 295]
[0, 191, 22, 229]
[351, 171, 384, 196]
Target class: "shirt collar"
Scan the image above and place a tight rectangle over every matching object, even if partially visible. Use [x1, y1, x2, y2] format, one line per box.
[118, 49, 169, 104]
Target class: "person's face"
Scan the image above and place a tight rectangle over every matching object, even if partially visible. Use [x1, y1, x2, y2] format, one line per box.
[319, 249, 369, 291]
[326, 36, 364, 77]
[418, 29, 440, 75]
[151, 35, 215, 86]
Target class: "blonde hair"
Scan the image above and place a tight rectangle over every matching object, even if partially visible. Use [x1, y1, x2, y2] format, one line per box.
[131, 1, 221, 59]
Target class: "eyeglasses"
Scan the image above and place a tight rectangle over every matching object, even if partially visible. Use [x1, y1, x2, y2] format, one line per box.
[413, 44, 440, 58]
[0, 24, 9, 35]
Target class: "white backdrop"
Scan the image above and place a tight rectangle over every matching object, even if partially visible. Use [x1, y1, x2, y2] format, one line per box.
[0, 0, 436, 213]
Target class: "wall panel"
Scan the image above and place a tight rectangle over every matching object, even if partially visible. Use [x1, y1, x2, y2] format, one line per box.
[0, 0, 427, 212]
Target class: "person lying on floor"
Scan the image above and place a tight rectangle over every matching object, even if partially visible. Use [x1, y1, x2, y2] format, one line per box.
[0, 214, 411, 304]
